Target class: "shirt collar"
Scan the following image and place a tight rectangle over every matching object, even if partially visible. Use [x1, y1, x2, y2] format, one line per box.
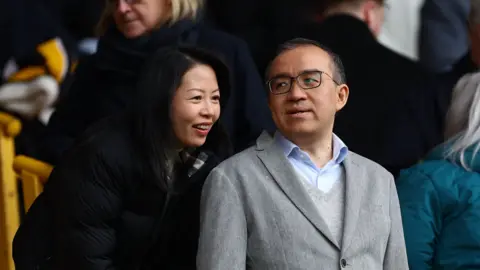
[274, 131, 348, 165]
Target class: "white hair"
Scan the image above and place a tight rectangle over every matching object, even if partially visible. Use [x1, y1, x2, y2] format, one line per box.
[444, 72, 480, 170]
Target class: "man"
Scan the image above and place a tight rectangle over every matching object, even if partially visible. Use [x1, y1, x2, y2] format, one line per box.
[279, 0, 445, 176]
[197, 38, 408, 270]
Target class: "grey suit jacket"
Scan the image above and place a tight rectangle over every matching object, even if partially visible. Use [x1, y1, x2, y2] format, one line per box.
[197, 132, 408, 270]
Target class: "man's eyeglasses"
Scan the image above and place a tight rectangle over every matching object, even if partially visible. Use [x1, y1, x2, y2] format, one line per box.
[266, 70, 339, 95]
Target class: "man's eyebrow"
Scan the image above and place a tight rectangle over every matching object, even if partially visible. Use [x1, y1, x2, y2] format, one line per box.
[268, 72, 292, 81]
[302, 69, 321, 73]
[269, 69, 322, 79]
[270, 72, 291, 78]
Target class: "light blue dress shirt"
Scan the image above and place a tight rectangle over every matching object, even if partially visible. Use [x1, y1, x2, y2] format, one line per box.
[274, 131, 348, 193]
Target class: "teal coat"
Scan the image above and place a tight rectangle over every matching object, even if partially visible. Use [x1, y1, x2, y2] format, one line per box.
[397, 143, 480, 269]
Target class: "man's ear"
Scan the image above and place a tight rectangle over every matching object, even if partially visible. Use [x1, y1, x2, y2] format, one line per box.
[335, 84, 349, 111]
[362, 0, 384, 36]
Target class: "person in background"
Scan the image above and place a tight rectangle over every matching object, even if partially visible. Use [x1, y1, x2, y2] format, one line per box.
[397, 3, 480, 268]
[13, 46, 232, 270]
[397, 72, 480, 270]
[279, 0, 444, 176]
[205, 0, 328, 75]
[40, 0, 274, 164]
[378, 0, 425, 60]
[419, 0, 472, 74]
[197, 38, 407, 270]
[419, 0, 476, 123]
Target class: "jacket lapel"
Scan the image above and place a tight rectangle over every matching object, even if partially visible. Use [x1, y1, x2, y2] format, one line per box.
[255, 132, 339, 248]
[341, 154, 365, 252]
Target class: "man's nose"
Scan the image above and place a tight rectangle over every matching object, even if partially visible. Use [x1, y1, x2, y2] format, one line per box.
[287, 82, 307, 100]
[117, 0, 131, 13]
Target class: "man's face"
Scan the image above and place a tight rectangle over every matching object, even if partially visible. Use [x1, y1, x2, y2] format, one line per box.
[266, 45, 349, 140]
[364, 0, 385, 37]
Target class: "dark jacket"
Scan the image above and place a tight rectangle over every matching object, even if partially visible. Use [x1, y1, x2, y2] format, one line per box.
[40, 20, 274, 164]
[13, 115, 222, 270]
[419, 0, 470, 73]
[205, 0, 320, 74]
[282, 15, 445, 176]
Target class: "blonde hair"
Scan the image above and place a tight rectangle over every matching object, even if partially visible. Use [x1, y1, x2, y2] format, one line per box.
[444, 72, 480, 170]
[96, 0, 203, 36]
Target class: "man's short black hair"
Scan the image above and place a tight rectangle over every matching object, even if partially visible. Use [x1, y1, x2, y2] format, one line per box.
[265, 38, 347, 85]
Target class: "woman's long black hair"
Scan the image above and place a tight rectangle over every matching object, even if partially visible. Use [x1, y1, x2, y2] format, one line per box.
[128, 46, 232, 191]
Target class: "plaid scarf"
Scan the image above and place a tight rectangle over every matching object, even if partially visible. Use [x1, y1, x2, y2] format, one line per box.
[178, 149, 210, 178]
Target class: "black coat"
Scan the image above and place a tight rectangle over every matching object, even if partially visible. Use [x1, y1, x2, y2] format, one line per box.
[282, 15, 445, 175]
[40, 20, 274, 164]
[205, 0, 321, 74]
[13, 115, 221, 270]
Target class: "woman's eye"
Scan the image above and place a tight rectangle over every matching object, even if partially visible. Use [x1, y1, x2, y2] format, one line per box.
[191, 96, 202, 101]
[212, 95, 220, 101]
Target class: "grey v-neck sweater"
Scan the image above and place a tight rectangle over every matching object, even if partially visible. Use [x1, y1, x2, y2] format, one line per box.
[298, 168, 346, 247]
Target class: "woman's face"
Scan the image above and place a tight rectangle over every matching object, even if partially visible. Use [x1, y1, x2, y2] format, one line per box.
[111, 0, 171, 38]
[171, 64, 221, 148]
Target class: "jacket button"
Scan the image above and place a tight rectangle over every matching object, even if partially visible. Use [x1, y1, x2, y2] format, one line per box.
[340, 259, 347, 268]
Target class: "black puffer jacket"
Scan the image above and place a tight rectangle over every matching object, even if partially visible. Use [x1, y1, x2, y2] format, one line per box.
[13, 115, 222, 270]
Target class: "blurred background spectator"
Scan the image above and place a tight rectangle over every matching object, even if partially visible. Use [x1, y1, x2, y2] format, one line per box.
[0, 0, 103, 157]
[378, 0, 425, 60]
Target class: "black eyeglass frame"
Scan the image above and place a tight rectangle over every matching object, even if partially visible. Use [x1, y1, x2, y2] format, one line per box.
[265, 69, 340, 95]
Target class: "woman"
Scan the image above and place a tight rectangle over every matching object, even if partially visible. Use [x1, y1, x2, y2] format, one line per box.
[396, 72, 480, 269]
[39, 0, 274, 164]
[13, 46, 232, 270]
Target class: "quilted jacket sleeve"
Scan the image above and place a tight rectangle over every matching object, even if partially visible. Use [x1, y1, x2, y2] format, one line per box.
[45, 137, 128, 270]
[396, 169, 442, 270]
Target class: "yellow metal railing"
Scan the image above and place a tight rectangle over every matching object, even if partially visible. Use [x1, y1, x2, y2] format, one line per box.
[13, 156, 53, 213]
[0, 112, 21, 270]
